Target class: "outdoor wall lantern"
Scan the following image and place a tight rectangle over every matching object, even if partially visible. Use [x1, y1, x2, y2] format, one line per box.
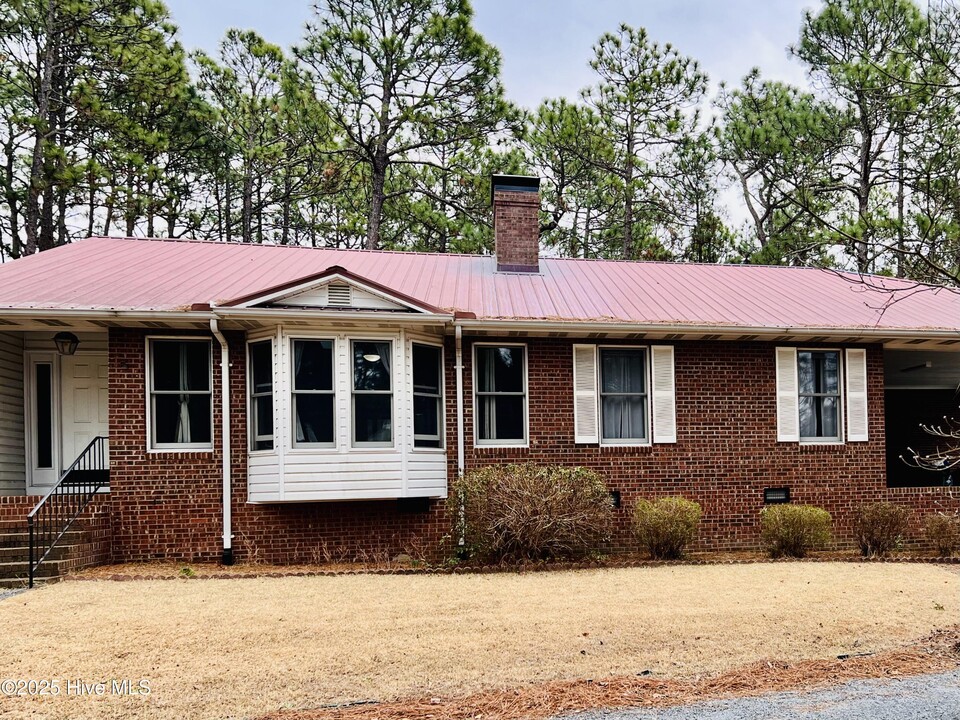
[53, 331, 80, 356]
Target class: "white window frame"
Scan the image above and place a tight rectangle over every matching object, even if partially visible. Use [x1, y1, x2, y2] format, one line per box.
[247, 338, 275, 454]
[598, 344, 652, 447]
[290, 337, 337, 449]
[797, 347, 845, 445]
[472, 342, 529, 448]
[411, 340, 445, 451]
[351, 338, 395, 449]
[24, 351, 61, 486]
[145, 337, 214, 452]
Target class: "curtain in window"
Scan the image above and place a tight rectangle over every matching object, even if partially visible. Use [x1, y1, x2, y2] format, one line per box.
[481, 351, 497, 439]
[294, 341, 312, 443]
[176, 343, 192, 443]
[601, 351, 645, 439]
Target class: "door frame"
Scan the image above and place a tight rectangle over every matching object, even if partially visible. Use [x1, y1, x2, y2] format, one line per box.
[24, 349, 108, 494]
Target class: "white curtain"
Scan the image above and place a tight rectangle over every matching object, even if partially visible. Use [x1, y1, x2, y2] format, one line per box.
[602, 352, 644, 439]
[481, 349, 497, 439]
[176, 344, 192, 443]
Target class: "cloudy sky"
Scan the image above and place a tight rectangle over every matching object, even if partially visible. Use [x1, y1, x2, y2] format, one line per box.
[164, 0, 821, 108]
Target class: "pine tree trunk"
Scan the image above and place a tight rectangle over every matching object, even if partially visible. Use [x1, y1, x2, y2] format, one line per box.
[367, 152, 387, 250]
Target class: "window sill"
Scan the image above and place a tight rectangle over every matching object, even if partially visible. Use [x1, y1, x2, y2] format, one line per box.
[147, 447, 214, 455]
[474, 442, 529, 450]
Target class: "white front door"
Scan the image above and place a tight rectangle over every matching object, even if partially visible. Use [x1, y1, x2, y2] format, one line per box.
[60, 354, 109, 469]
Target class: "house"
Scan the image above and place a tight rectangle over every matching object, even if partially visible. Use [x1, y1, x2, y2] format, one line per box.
[0, 174, 958, 576]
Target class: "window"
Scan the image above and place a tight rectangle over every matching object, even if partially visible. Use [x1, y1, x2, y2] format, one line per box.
[292, 339, 335, 446]
[412, 344, 443, 448]
[249, 341, 273, 451]
[35, 362, 53, 468]
[798, 350, 841, 441]
[475, 345, 526, 444]
[149, 340, 212, 449]
[352, 340, 393, 445]
[599, 348, 648, 443]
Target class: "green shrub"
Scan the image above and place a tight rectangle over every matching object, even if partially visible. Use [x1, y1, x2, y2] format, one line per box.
[760, 504, 832, 558]
[453, 463, 613, 562]
[632, 497, 702, 559]
[854, 502, 910, 557]
[924, 513, 960, 557]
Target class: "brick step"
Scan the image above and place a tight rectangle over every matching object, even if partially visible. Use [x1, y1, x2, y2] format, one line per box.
[0, 543, 83, 562]
[0, 576, 56, 590]
[0, 529, 88, 548]
[0, 558, 72, 580]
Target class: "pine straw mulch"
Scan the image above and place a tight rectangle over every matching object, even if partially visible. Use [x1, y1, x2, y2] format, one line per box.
[258, 627, 960, 720]
[66, 551, 960, 582]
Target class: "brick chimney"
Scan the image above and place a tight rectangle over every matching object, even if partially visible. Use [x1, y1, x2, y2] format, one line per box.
[491, 174, 540, 273]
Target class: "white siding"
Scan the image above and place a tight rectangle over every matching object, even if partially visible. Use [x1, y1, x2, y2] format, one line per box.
[247, 328, 447, 503]
[0, 332, 25, 494]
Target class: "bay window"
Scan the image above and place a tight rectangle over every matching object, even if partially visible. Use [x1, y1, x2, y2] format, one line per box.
[412, 343, 443, 448]
[475, 345, 526, 445]
[149, 339, 212, 449]
[352, 340, 393, 445]
[293, 339, 335, 446]
[249, 340, 273, 450]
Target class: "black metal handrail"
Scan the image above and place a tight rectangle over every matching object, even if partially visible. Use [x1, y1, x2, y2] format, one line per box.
[27, 436, 109, 587]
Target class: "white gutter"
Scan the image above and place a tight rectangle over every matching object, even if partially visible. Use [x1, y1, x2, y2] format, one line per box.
[451, 318, 960, 340]
[209, 318, 234, 566]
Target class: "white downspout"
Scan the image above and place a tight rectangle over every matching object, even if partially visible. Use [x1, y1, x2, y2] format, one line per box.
[210, 318, 234, 565]
[455, 324, 465, 478]
[455, 323, 466, 549]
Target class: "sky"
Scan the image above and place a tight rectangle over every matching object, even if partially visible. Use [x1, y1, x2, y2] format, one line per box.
[164, 0, 821, 108]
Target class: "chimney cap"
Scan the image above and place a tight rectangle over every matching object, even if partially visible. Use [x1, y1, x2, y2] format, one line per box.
[490, 174, 540, 203]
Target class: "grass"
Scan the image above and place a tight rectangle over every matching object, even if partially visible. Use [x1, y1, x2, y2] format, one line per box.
[0, 563, 957, 720]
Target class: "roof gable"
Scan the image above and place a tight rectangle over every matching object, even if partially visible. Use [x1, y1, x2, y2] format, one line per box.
[219, 265, 442, 314]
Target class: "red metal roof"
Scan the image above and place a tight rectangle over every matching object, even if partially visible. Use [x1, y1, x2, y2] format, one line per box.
[1, 236, 959, 332]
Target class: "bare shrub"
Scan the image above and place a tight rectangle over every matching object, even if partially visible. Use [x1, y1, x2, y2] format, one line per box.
[760, 504, 832, 558]
[854, 502, 910, 557]
[632, 497, 702, 559]
[454, 463, 613, 562]
[924, 513, 960, 557]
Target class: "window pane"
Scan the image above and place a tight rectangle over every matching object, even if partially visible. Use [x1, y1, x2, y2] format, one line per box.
[601, 349, 646, 394]
[477, 395, 524, 441]
[414, 395, 440, 444]
[355, 394, 392, 443]
[250, 341, 272, 394]
[36, 364, 52, 469]
[295, 394, 334, 444]
[601, 396, 647, 440]
[294, 340, 333, 391]
[800, 395, 839, 439]
[413, 344, 441, 394]
[254, 395, 273, 450]
[353, 341, 391, 391]
[477, 346, 524, 393]
[799, 351, 839, 395]
[154, 394, 211, 444]
[153, 341, 209, 392]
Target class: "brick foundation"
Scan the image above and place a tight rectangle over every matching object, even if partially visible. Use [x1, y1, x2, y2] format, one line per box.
[104, 328, 959, 564]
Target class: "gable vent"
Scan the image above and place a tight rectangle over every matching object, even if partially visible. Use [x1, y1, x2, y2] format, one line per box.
[327, 283, 352, 306]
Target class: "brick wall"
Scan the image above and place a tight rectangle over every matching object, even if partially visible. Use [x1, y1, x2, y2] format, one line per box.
[450, 336, 960, 552]
[107, 328, 959, 563]
[493, 188, 539, 271]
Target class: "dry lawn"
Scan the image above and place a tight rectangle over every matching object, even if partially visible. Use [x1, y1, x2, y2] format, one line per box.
[0, 563, 957, 720]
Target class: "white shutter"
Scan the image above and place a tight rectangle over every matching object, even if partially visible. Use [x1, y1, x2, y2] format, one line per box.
[775, 347, 800, 442]
[846, 348, 869, 442]
[651, 345, 677, 444]
[572, 345, 599, 444]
